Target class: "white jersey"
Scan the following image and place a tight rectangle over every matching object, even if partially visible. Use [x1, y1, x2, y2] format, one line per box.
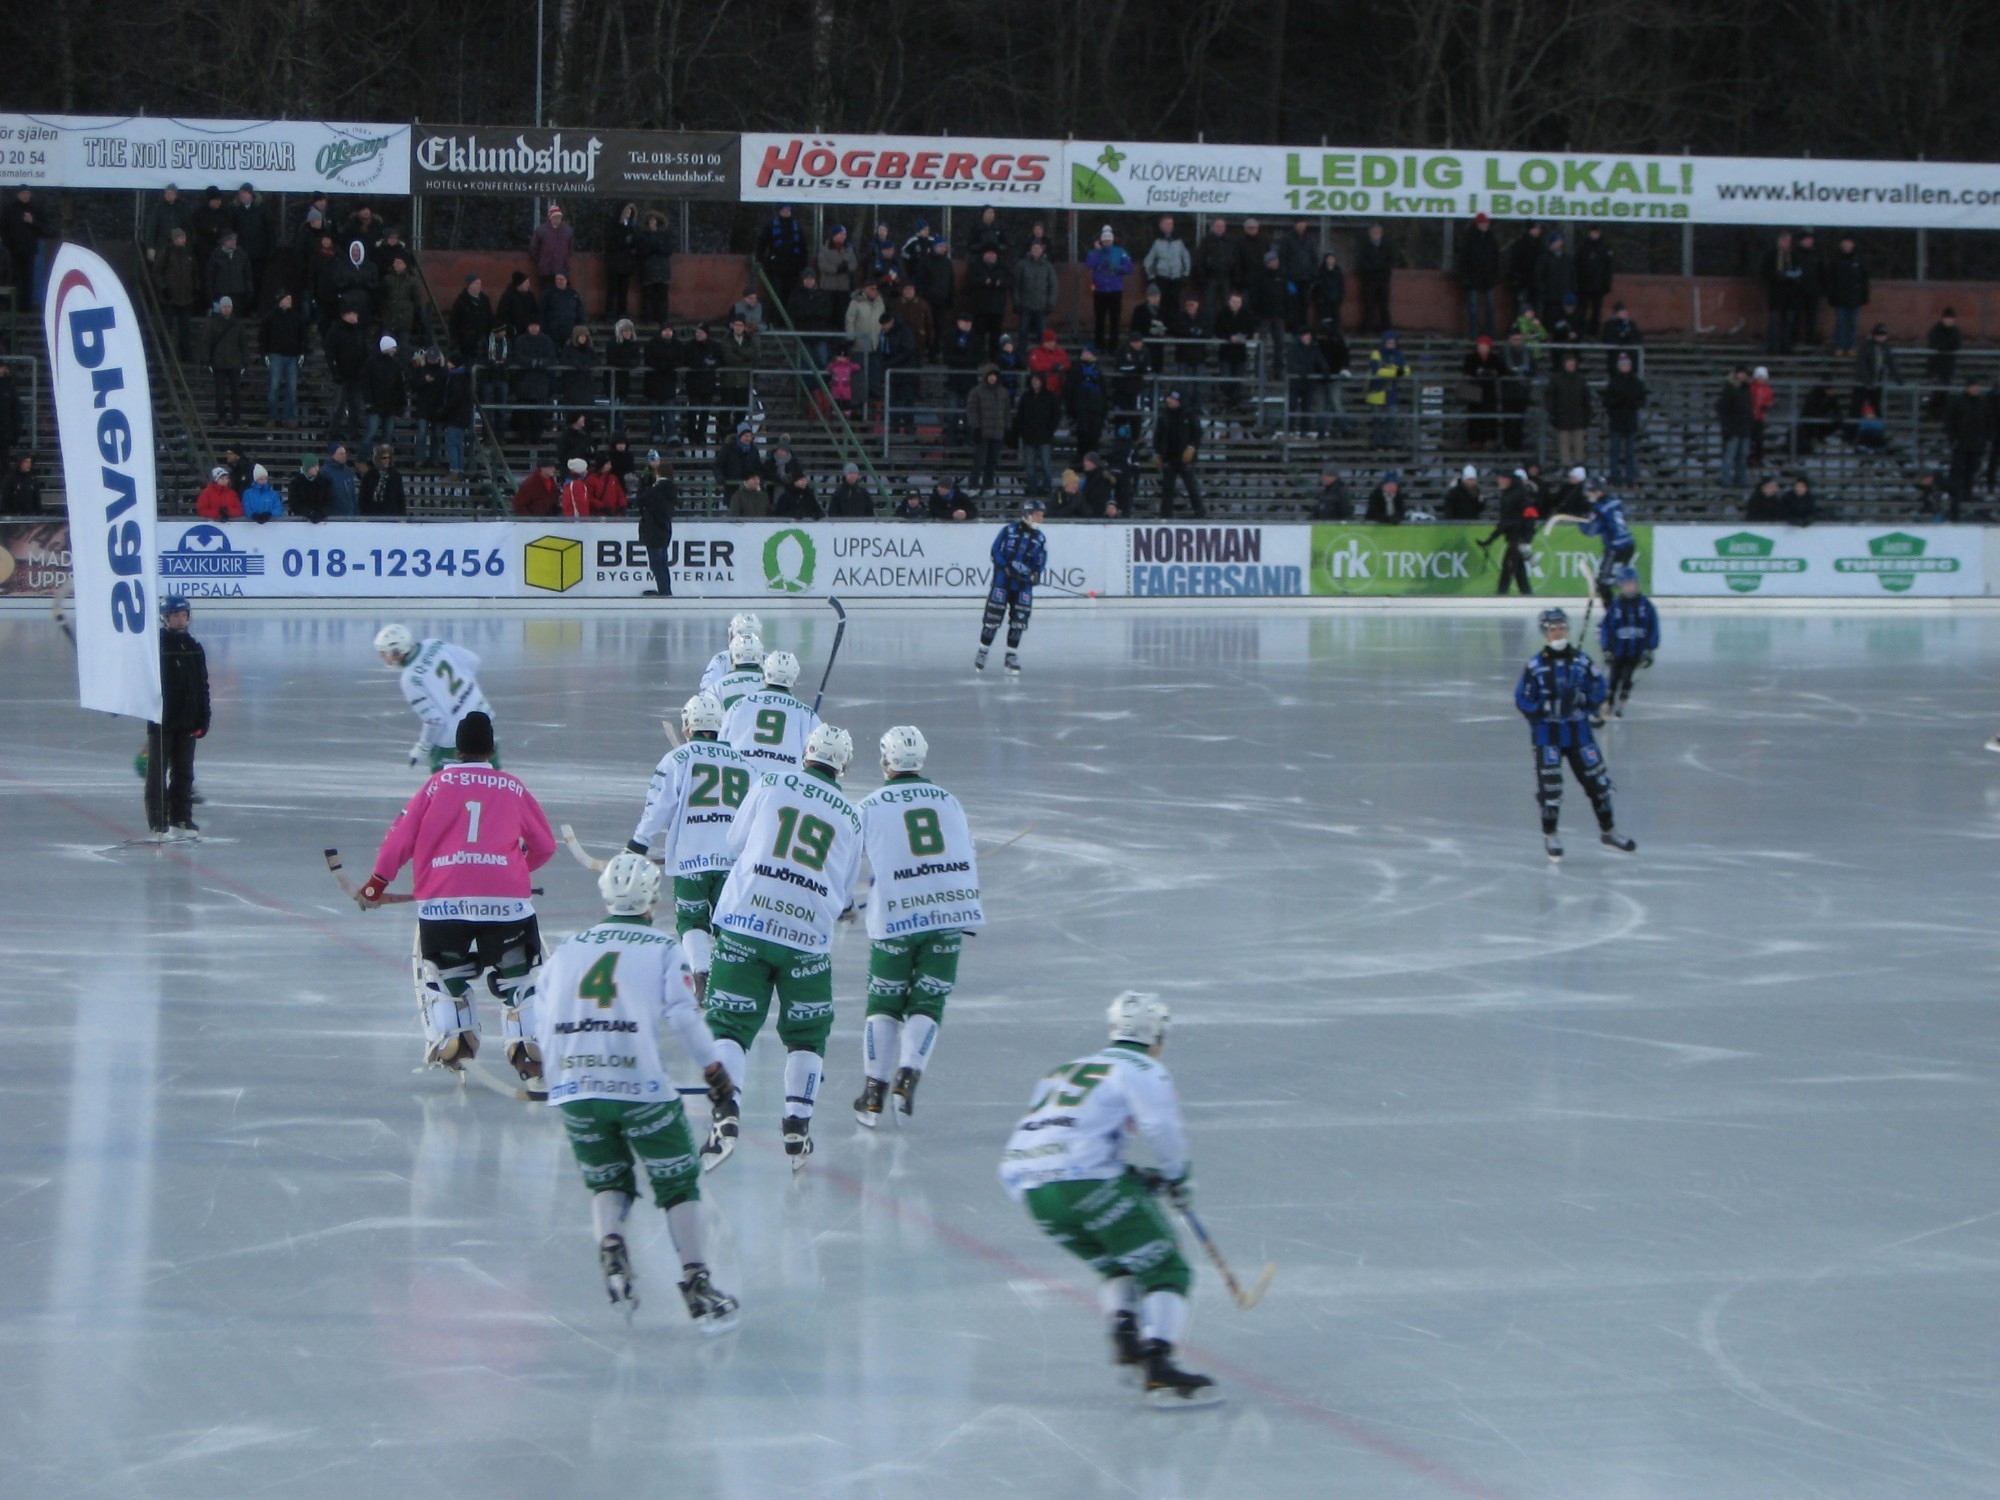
[699, 649, 732, 693]
[859, 777, 985, 940]
[631, 737, 751, 874]
[722, 688, 821, 773]
[711, 666, 764, 710]
[399, 639, 493, 755]
[999, 1044, 1190, 1200]
[535, 917, 717, 1105]
[714, 767, 863, 954]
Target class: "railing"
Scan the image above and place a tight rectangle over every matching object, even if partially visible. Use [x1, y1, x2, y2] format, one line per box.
[750, 264, 892, 502]
[121, 226, 213, 500]
[406, 257, 516, 513]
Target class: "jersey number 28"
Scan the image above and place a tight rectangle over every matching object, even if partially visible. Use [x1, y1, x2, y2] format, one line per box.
[689, 763, 750, 808]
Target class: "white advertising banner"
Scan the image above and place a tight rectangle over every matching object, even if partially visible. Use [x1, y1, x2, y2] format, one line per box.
[1063, 141, 2000, 230]
[1652, 525, 1985, 597]
[0, 114, 410, 194]
[46, 245, 160, 721]
[740, 134, 1065, 206]
[150, 520, 1119, 600]
[1122, 524, 1311, 598]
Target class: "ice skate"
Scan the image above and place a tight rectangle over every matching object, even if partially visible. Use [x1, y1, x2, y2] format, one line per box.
[1142, 1341, 1222, 1409]
[1544, 833, 1564, 861]
[1589, 711, 1607, 728]
[1004, 651, 1021, 675]
[974, 645, 989, 671]
[700, 1091, 739, 1172]
[782, 1114, 814, 1171]
[1601, 829, 1636, 853]
[599, 1233, 638, 1315]
[854, 1076, 887, 1128]
[425, 1029, 479, 1071]
[890, 1066, 921, 1119]
[505, 1038, 543, 1084]
[1110, 1310, 1147, 1383]
[679, 1265, 740, 1334]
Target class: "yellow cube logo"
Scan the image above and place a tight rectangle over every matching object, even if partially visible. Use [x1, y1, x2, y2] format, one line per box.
[524, 535, 582, 592]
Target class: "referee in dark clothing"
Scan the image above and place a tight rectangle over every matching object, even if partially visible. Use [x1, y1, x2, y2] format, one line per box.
[636, 448, 678, 597]
[147, 595, 211, 839]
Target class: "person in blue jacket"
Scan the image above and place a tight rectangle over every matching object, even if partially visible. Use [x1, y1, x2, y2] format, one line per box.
[1547, 475, 1636, 606]
[976, 499, 1049, 675]
[1595, 565, 1659, 724]
[1515, 607, 1636, 860]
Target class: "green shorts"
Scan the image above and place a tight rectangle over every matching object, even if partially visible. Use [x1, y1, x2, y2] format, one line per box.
[674, 870, 730, 937]
[1024, 1174, 1191, 1295]
[559, 1096, 700, 1209]
[866, 928, 963, 1023]
[704, 930, 835, 1054]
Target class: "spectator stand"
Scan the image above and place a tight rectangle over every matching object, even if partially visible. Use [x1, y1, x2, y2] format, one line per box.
[120, 223, 212, 511]
[751, 263, 892, 509]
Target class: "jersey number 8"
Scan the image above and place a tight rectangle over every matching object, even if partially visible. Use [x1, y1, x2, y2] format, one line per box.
[903, 807, 945, 856]
[771, 806, 836, 870]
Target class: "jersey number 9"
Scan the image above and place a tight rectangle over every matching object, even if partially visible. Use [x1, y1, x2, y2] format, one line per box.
[771, 806, 836, 871]
[753, 708, 787, 745]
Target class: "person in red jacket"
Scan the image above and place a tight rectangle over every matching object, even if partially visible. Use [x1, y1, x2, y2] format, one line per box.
[559, 456, 594, 517]
[512, 459, 560, 517]
[586, 461, 629, 516]
[1027, 328, 1071, 398]
[195, 466, 244, 519]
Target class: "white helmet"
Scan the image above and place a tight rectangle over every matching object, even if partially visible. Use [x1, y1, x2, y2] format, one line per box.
[1107, 990, 1171, 1047]
[880, 725, 929, 775]
[763, 650, 801, 689]
[804, 723, 854, 774]
[682, 691, 724, 736]
[598, 852, 663, 916]
[373, 624, 414, 663]
[729, 631, 765, 667]
[728, 612, 762, 638]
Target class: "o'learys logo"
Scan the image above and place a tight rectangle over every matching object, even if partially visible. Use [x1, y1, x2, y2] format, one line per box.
[1835, 531, 1959, 593]
[763, 528, 817, 593]
[1680, 531, 1804, 593]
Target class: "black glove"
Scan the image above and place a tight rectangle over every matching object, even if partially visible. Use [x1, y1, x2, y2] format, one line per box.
[1132, 1167, 1193, 1210]
[625, 839, 649, 855]
[704, 1061, 735, 1109]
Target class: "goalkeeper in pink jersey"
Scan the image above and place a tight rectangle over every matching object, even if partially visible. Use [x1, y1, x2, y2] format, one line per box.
[361, 712, 559, 1084]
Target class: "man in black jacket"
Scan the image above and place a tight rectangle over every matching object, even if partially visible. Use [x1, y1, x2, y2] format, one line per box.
[828, 463, 876, 517]
[449, 276, 495, 364]
[1945, 379, 1992, 522]
[965, 246, 1010, 360]
[261, 292, 308, 426]
[147, 596, 211, 839]
[1575, 228, 1614, 336]
[1457, 212, 1502, 338]
[635, 450, 677, 596]
[1480, 470, 1539, 595]
[1153, 390, 1205, 518]
[1356, 224, 1393, 334]
[323, 309, 371, 441]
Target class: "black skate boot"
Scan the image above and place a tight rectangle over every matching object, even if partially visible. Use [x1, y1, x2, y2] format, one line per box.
[599, 1233, 638, 1313]
[782, 1114, 814, 1171]
[974, 645, 989, 671]
[890, 1066, 921, 1119]
[1142, 1340, 1222, 1409]
[854, 1076, 888, 1128]
[700, 1090, 740, 1173]
[1110, 1310, 1147, 1382]
[1544, 832, 1564, 861]
[678, 1264, 740, 1334]
[1601, 828, 1636, 853]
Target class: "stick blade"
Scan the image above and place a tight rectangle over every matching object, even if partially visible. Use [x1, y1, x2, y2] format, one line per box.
[1235, 1263, 1276, 1310]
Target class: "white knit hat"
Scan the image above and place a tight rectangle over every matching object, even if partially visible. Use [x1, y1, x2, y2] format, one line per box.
[567, 457, 588, 474]
[379, 334, 397, 352]
[1461, 464, 1477, 480]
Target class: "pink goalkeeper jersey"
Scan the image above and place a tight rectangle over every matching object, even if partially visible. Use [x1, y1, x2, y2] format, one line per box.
[372, 763, 558, 920]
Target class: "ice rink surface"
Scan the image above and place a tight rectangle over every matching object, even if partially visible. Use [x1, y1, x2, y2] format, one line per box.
[4, 599, 2000, 1500]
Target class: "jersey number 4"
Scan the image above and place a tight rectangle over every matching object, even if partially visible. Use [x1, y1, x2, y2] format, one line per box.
[771, 806, 836, 871]
[689, 763, 750, 808]
[580, 952, 620, 1008]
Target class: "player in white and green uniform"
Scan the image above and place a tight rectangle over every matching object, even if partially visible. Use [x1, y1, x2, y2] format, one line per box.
[626, 692, 749, 995]
[700, 613, 762, 694]
[851, 725, 984, 1127]
[375, 623, 496, 772]
[721, 650, 821, 772]
[701, 723, 863, 1173]
[535, 854, 739, 1329]
[999, 992, 1219, 1408]
[708, 630, 766, 710]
